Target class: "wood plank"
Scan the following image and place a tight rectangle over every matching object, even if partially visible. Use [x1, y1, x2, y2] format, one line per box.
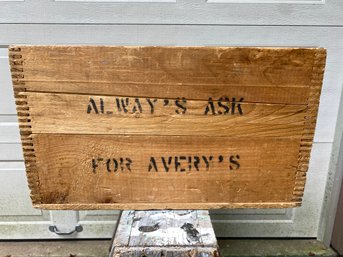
[128, 211, 202, 246]
[197, 210, 217, 246]
[110, 210, 219, 257]
[32, 134, 299, 207]
[25, 92, 307, 137]
[112, 248, 218, 257]
[19, 46, 316, 86]
[35, 202, 299, 210]
[112, 211, 135, 247]
[24, 82, 310, 105]
[18, 46, 317, 105]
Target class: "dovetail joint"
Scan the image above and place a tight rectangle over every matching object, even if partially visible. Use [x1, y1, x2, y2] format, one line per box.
[292, 49, 326, 202]
[9, 46, 41, 204]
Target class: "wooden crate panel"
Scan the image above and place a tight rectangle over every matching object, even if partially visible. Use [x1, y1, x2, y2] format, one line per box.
[24, 92, 307, 137]
[9, 46, 326, 209]
[32, 134, 298, 209]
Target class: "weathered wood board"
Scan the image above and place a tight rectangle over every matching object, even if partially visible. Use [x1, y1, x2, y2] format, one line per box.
[109, 210, 219, 257]
[9, 46, 326, 210]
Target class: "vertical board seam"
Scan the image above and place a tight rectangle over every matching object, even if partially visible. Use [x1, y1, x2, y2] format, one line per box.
[9, 46, 41, 205]
[292, 48, 327, 203]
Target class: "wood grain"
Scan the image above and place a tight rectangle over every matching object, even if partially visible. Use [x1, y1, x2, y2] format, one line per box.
[9, 46, 327, 209]
[18, 46, 316, 105]
[23, 82, 310, 105]
[25, 92, 307, 137]
[35, 202, 299, 210]
[32, 134, 299, 206]
[19, 46, 316, 86]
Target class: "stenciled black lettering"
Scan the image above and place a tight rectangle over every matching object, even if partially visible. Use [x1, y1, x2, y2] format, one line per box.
[121, 98, 130, 113]
[146, 98, 158, 114]
[218, 155, 224, 162]
[87, 97, 99, 114]
[115, 98, 122, 112]
[179, 156, 187, 172]
[161, 156, 173, 172]
[202, 156, 213, 171]
[217, 97, 230, 115]
[125, 158, 132, 172]
[236, 98, 244, 115]
[175, 156, 180, 172]
[193, 156, 200, 171]
[92, 158, 98, 173]
[175, 97, 187, 114]
[231, 98, 236, 115]
[92, 157, 131, 173]
[148, 157, 158, 172]
[163, 99, 169, 106]
[112, 158, 119, 172]
[106, 159, 111, 172]
[120, 158, 125, 172]
[229, 155, 241, 170]
[100, 98, 104, 114]
[204, 97, 216, 115]
[132, 98, 143, 114]
[92, 157, 103, 173]
[188, 156, 192, 171]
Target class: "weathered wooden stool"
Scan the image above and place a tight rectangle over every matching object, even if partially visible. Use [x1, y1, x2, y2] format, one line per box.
[110, 210, 220, 257]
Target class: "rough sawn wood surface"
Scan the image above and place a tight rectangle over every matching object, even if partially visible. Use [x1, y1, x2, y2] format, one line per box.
[9, 46, 326, 209]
